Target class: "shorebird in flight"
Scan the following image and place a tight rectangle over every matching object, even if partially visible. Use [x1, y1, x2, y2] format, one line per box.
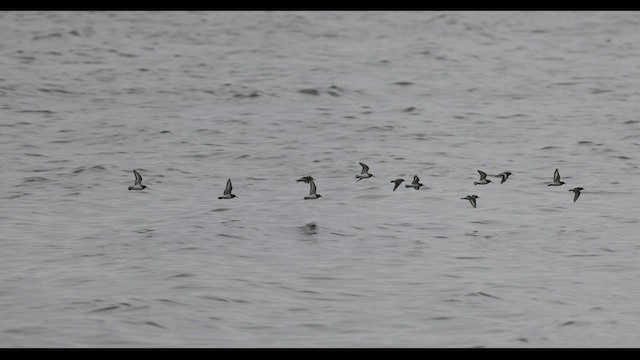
[218, 179, 237, 199]
[128, 169, 147, 190]
[461, 195, 479, 208]
[493, 171, 512, 184]
[474, 170, 492, 185]
[355, 162, 374, 182]
[390, 178, 405, 191]
[304, 179, 322, 200]
[569, 187, 584, 202]
[405, 175, 424, 190]
[548, 168, 565, 186]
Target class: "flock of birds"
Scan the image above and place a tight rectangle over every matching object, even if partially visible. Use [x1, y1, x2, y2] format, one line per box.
[127, 163, 585, 207]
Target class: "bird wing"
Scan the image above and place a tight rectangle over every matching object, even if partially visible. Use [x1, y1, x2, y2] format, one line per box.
[224, 179, 232, 195]
[359, 162, 369, 173]
[309, 180, 317, 195]
[412, 175, 420, 184]
[553, 169, 561, 182]
[477, 170, 487, 180]
[133, 169, 142, 185]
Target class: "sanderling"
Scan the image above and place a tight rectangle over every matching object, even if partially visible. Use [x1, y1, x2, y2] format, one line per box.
[296, 176, 314, 183]
[493, 171, 512, 184]
[355, 162, 374, 182]
[405, 175, 424, 190]
[390, 178, 405, 191]
[461, 195, 479, 208]
[304, 179, 322, 200]
[218, 178, 237, 199]
[128, 169, 147, 190]
[474, 170, 492, 185]
[548, 168, 565, 186]
[569, 187, 584, 202]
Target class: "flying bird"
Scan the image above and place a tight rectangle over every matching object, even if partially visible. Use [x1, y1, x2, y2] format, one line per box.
[355, 162, 374, 182]
[128, 169, 147, 190]
[569, 187, 584, 202]
[218, 179, 237, 199]
[493, 171, 512, 184]
[474, 170, 492, 185]
[405, 175, 424, 190]
[461, 195, 479, 208]
[304, 179, 322, 200]
[548, 168, 565, 186]
[390, 178, 405, 191]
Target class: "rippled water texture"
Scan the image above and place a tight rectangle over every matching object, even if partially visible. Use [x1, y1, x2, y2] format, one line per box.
[1, 11, 640, 347]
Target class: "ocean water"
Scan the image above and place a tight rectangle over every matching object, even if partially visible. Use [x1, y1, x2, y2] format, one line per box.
[1, 10, 640, 348]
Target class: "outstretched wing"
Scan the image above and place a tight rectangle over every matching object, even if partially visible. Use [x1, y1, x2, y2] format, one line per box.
[359, 162, 370, 174]
[412, 175, 420, 184]
[224, 179, 233, 195]
[297, 176, 314, 183]
[477, 170, 487, 180]
[133, 169, 142, 185]
[553, 168, 561, 182]
[309, 180, 317, 195]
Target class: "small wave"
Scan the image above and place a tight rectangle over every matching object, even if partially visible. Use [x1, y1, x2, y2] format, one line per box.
[16, 109, 55, 114]
[201, 295, 249, 304]
[217, 233, 245, 240]
[72, 165, 106, 174]
[466, 292, 503, 300]
[392, 81, 414, 86]
[169, 273, 196, 278]
[88, 305, 121, 313]
[6, 192, 30, 199]
[22, 176, 49, 183]
[129, 321, 166, 329]
[38, 87, 73, 95]
[232, 91, 261, 98]
[299, 88, 320, 96]
[298, 85, 348, 97]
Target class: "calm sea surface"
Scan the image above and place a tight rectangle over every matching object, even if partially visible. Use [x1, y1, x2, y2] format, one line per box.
[1, 11, 640, 347]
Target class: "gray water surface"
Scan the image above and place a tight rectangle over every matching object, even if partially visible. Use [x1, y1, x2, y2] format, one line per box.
[1, 11, 640, 347]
